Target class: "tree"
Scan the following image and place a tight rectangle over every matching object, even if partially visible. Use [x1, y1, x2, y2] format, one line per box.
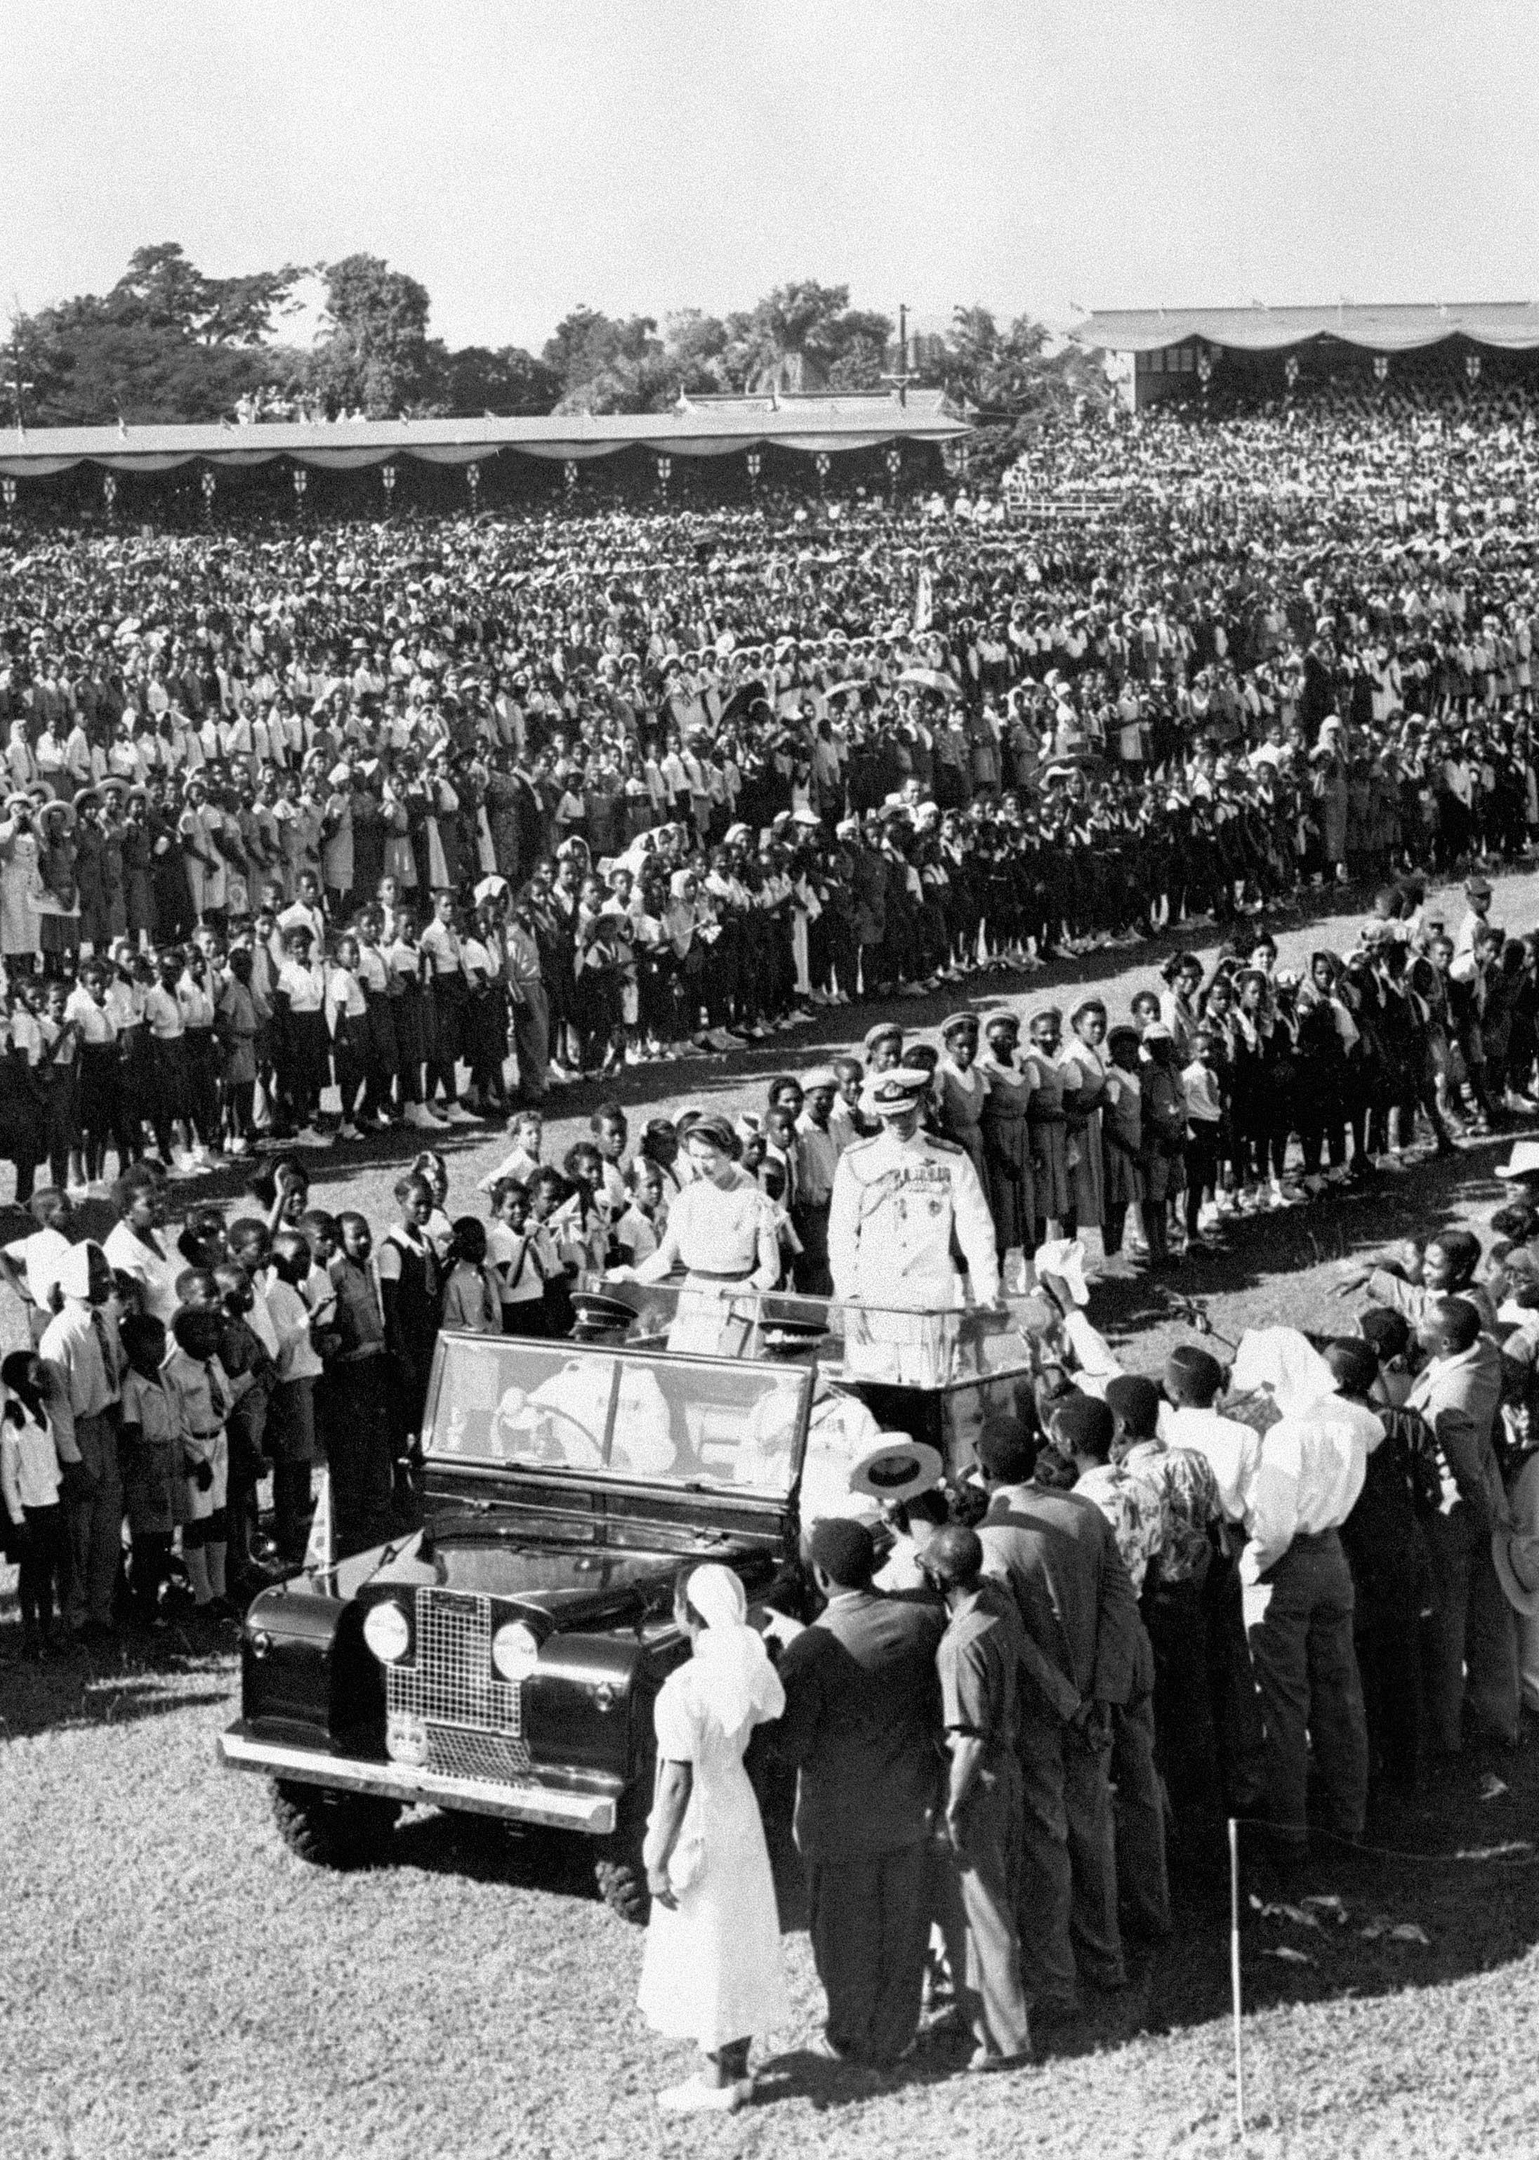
[308, 254, 436, 417]
[8, 243, 305, 426]
[935, 304, 1098, 416]
[108, 242, 303, 346]
[724, 282, 894, 393]
[544, 309, 680, 413]
[663, 310, 731, 394]
[433, 343, 561, 416]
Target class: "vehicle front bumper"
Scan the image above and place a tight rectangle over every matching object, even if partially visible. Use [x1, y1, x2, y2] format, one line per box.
[219, 1725, 619, 1834]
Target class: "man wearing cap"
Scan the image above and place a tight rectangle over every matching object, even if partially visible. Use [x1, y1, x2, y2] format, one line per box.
[792, 1069, 841, 1296]
[1238, 1340, 1379, 1853]
[828, 1068, 1000, 1386]
[40, 1241, 123, 1640]
[767, 1519, 944, 2068]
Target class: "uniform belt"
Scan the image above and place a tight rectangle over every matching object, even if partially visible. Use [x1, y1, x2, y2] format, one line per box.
[684, 1267, 754, 1282]
[187, 1429, 223, 1441]
[1287, 1527, 1342, 1549]
[335, 1343, 384, 1363]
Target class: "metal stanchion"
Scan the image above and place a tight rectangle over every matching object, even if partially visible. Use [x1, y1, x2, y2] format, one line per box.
[1229, 1815, 1246, 2140]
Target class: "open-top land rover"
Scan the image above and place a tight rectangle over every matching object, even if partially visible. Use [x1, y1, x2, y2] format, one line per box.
[219, 1287, 1042, 1917]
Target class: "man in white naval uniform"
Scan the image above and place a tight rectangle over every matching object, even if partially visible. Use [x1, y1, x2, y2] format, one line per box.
[829, 1069, 1001, 1385]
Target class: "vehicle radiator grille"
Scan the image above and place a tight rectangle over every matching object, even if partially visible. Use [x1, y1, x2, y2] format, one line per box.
[385, 1589, 531, 1780]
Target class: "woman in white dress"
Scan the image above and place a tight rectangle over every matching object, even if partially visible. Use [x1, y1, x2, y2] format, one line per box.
[637, 1562, 790, 2114]
[616, 1117, 779, 1354]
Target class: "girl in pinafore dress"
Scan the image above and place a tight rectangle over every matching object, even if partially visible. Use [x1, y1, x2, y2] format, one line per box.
[977, 1010, 1036, 1262]
[935, 1011, 988, 1180]
[1024, 1006, 1073, 1244]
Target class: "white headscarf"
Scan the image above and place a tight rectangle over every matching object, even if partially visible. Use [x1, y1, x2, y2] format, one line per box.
[686, 1564, 780, 1734]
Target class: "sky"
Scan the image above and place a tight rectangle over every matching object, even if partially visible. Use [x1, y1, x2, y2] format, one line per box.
[4, 0, 1537, 353]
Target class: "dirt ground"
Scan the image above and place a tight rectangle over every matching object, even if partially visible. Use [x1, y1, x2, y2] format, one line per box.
[5, 866, 1539, 2159]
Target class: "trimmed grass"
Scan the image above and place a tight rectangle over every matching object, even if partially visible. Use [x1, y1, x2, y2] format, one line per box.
[5, 867, 1539, 2158]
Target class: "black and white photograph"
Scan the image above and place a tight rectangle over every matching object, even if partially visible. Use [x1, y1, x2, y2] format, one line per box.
[5, 5, 1539, 2153]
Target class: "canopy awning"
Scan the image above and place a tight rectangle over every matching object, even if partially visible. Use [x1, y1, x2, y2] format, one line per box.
[1076, 302, 1539, 356]
[0, 391, 969, 478]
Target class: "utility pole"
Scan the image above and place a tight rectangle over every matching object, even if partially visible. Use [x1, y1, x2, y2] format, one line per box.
[8, 308, 34, 440]
[881, 301, 916, 408]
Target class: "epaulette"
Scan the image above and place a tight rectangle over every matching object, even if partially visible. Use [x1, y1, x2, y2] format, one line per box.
[924, 1134, 964, 1156]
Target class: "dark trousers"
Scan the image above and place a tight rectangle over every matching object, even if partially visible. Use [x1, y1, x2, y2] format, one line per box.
[1422, 1507, 1520, 1750]
[64, 1412, 122, 1631]
[1112, 1628, 1171, 1937]
[804, 1841, 931, 2064]
[326, 1357, 396, 1558]
[17, 1502, 65, 1630]
[45, 1064, 78, 1189]
[510, 984, 549, 1101]
[791, 1201, 832, 1296]
[1352, 1562, 1424, 1791]
[1144, 1571, 1220, 1817]
[1017, 1707, 1124, 2008]
[1203, 1547, 1268, 1816]
[1242, 1530, 1368, 1845]
[129, 1528, 173, 1619]
[1184, 1122, 1221, 1234]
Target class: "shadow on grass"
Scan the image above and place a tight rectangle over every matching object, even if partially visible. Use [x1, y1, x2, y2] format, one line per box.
[0, 1605, 237, 1740]
[1086, 1118, 1536, 1362]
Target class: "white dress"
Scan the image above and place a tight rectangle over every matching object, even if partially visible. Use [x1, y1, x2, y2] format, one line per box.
[637, 1656, 790, 2051]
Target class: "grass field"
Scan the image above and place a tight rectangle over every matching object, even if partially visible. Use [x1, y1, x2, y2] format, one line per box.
[5, 867, 1539, 2160]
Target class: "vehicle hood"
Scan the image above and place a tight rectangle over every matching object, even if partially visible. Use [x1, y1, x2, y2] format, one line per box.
[386, 1530, 771, 1632]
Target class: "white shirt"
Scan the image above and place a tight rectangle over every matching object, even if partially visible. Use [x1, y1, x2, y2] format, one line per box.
[4, 1224, 72, 1308]
[1241, 1393, 1380, 1581]
[267, 1276, 324, 1382]
[63, 987, 117, 1045]
[102, 1219, 183, 1327]
[1159, 1403, 1262, 1524]
[277, 959, 325, 1014]
[1, 1404, 60, 1519]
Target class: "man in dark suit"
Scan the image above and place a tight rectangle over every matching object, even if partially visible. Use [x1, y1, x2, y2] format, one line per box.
[770, 1518, 944, 2067]
[975, 1425, 1142, 2015]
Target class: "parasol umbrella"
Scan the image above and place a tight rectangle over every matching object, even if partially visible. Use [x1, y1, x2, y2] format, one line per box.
[720, 679, 770, 726]
[897, 667, 961, 698]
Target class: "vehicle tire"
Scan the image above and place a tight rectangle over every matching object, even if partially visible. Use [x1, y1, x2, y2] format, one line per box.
[271, 1781, 401, 1869]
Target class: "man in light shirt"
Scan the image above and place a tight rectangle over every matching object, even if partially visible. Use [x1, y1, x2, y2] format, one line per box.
[39, 1241, 123, 1639]
[1239, 1340, 1379, 1854]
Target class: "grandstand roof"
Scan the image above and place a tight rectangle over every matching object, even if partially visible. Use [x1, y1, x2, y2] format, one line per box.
[1077, 302, 1539, 355]
[0, 390, 968, 478]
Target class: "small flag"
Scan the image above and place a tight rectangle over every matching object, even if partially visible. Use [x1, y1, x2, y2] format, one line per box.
[914, 565, 933, 631]
[304, 1468, 333, 1575]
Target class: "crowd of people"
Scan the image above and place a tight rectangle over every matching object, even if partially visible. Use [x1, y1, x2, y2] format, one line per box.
[8, 374, 1539, 2103]
[628, 1036, 1539, 2103]
[7, 370, 1539, 1197]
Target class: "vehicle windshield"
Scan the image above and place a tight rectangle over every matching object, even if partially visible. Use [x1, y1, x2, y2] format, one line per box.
[422, 1336, 814, 1498]
[550, 1283, 1041, 1391]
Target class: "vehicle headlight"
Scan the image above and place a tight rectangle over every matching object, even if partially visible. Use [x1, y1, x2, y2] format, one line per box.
[491, 1619, 541, 1682]
[363, 1601, 411, 1664]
